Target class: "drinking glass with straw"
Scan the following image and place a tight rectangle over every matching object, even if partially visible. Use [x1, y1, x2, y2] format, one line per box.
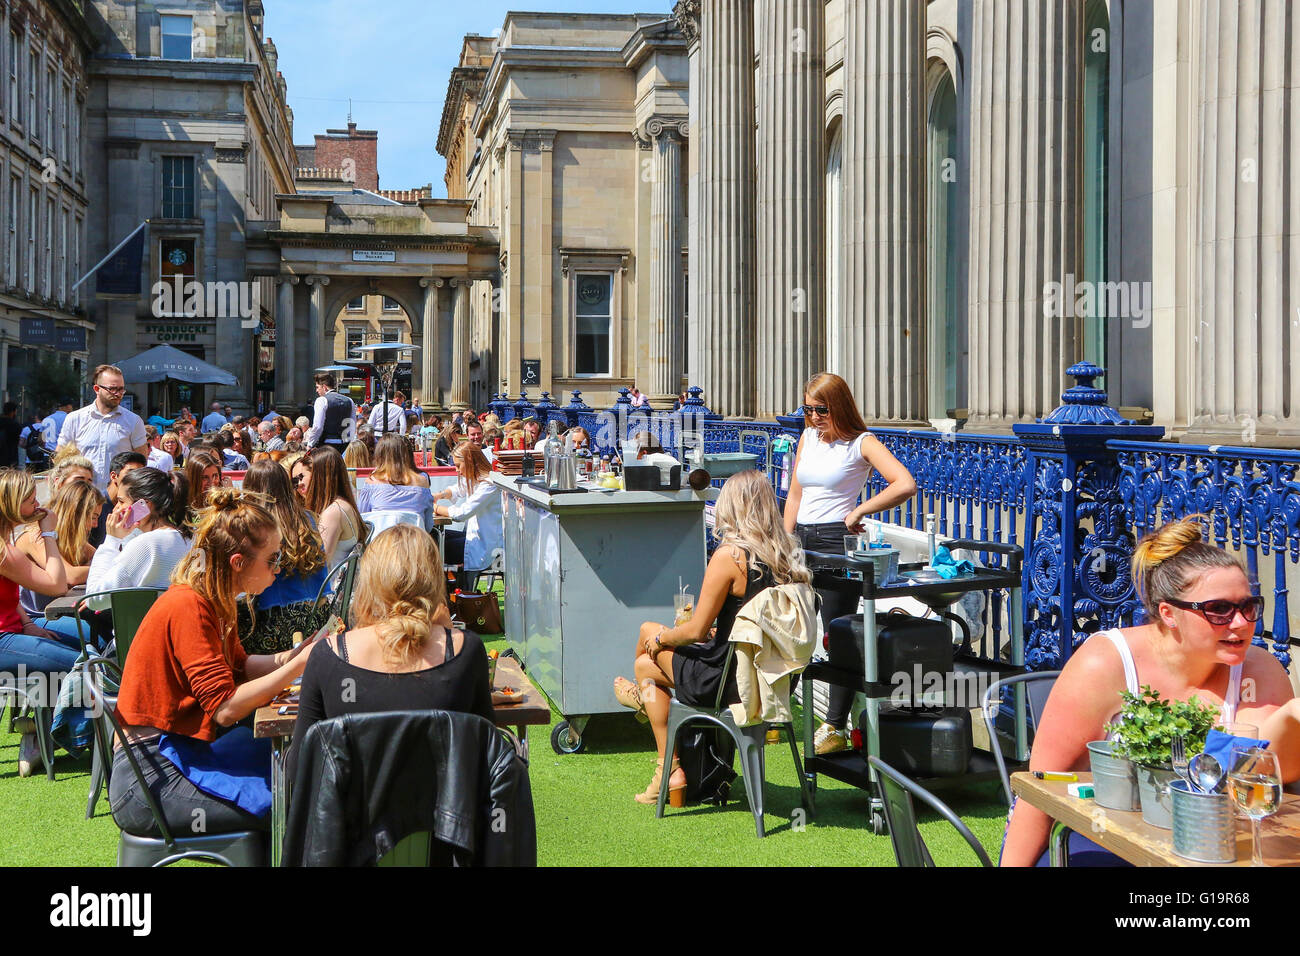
[674, 577, 694, 626]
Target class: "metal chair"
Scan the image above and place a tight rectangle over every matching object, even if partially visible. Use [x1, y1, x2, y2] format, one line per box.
[868, 756, 993, 867]
[81, 656, 263, 867]
[471, 548, 505, 593]
[656, 641, 814, 838]
[980, 670, 1062, 807]
[315, 546, 362, 623]
[81, 588, 168, 817]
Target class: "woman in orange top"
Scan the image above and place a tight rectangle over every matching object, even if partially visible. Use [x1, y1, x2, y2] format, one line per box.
[110, 488, 318, 838]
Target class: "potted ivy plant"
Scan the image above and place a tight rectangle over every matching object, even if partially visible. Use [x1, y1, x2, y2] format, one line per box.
[1104, 685, 1219, 829]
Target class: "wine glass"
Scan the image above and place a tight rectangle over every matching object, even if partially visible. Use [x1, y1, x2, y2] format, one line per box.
[1228, 746, 1282, 866]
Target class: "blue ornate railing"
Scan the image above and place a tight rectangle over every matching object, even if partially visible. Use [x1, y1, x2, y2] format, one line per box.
[485, 366, 1297, 671]
[1112, 440, 1298, 669]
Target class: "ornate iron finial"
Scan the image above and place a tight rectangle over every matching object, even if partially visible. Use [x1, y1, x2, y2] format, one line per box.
[1039, 362, 1132, 425]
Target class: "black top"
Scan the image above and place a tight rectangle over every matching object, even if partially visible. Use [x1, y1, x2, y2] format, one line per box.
[0, 417, 20, 467]
[292, 626, 496, 747]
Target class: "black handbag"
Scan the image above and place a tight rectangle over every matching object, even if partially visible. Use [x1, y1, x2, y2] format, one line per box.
[678, 725, 737, 805]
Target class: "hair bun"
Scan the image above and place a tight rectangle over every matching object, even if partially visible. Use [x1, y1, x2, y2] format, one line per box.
[205, 486, 241, 511]
[1133, 514, 1207, 569]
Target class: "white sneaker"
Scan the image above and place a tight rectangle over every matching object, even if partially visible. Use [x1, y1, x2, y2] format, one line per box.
[17, 733, 42, 777]
[814, 722, 849, 755]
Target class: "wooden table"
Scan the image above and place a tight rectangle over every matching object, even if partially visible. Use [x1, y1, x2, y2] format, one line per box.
[1011, 771, 1300, 866]
[254, 652, 551, 866]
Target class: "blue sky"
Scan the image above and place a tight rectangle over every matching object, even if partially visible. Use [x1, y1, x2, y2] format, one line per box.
[263, 0, 674, 196]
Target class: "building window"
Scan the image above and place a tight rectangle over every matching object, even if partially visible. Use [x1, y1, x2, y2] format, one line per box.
[345, 326, 365, 357]
[60, 81, 69, 161]
[926, 68, 960, 418]
[381, 325, 401, 342]
[45, 64, 53, 147]
[346, 295, 365, 311]
[26, 185, 36, 293]
[574, 273, 612, 376]
[161, 15, 193, 60]
[1083, 0, 1110, 368]
[161, 156, 195, 219]
[825, 123, 843, 378]
[382, 296, 400, 312]
[71, 98, 79, 174]
[5, 177, 16, 286]
[43, 195, 52, 298]
[7, 32, 18, 125]
[58, 209, 67, 302]
[73, 214, 82, 307]
[27, 43, 36, 141]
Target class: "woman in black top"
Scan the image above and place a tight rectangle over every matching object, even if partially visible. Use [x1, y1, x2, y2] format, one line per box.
[614, 470, 812, 805]
[293, 524, 494, 748]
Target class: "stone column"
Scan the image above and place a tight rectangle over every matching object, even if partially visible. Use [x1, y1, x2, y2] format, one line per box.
[841, 0, 925, 423]
[644, 117, 688, 407]
[966, 0, 1082, 430]
[449, 278, 471, 409]
[1186, 0, 1300, 445]
[756, 0, 825, 419]
[419, 277, 443, 410]
[696, 0, 756, 417]
[275, 275, 298, 413]
[304, 275, 330, 378]
[674, 0, 701, 387]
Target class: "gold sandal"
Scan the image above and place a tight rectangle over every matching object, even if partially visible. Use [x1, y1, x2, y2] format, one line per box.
[613, 676, 648, 723]
[634, 758, 685, 806]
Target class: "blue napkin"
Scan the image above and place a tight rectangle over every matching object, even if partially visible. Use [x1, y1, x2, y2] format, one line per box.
[1202, 728, 1271, 776]
[930, 546, 975, 580]
[158, 727, 273, 818]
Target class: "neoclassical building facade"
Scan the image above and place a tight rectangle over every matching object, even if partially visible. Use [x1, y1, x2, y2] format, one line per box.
[672, 0, 1300, 446]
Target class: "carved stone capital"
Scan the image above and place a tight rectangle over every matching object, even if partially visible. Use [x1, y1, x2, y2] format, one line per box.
[641, 116, 688, 144]
[276, 275, 299, 286]
[672, 0, 699, 47]
[305, 275, 330, 287]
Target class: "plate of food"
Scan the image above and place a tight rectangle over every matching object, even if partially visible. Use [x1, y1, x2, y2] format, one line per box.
[492, 686, 525, 705]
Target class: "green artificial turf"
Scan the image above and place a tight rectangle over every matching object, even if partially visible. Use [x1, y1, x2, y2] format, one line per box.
[0, 592, 1011, 866]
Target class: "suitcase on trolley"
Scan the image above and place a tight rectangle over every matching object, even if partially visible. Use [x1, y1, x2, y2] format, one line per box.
[871, 704, 973, 778]
[824, 612, 953, 696]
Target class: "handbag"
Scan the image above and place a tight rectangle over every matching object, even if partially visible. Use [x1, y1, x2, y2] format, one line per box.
[450, 590, 504, 635]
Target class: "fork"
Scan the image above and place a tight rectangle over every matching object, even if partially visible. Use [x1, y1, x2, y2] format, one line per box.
[1171, 734, 1192, 789]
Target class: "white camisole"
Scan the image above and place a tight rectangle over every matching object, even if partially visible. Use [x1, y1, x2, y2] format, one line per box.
[1099, 628, 1241, 725]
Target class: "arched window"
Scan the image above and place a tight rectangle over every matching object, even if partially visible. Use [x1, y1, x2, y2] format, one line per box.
[926, 67, 959, 418]
[1083, 0, 1110, 367]
[825, 121, 843, 375]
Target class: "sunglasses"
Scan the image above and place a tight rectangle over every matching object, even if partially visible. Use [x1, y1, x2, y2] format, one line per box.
[265, 550, 282, 571]
[805, 404, 830, 417]
[1166, 596, 1265, 626]
[292, 473, 309, 485]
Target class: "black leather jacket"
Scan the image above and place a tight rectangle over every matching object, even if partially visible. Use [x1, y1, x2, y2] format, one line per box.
[282, 710, 536, 866]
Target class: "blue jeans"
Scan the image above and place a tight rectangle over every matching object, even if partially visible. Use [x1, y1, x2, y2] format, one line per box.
[0, 630, 80, 674]
[30, 616, 84, 649]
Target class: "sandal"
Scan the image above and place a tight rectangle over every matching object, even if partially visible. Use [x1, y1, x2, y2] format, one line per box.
[634, 758, 686, 806]
[613, 676, 648, 722]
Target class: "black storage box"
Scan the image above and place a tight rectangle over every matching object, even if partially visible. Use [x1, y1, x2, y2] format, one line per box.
[872, 705, 973, 778]
[623, 463, 681, 491]
[825, 613, 952, 694]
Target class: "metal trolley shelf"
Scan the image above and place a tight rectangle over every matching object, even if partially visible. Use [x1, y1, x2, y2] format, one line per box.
[800, 539, 1028, 834]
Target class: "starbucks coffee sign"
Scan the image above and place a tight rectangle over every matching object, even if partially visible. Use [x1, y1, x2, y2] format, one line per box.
[144, 322, 209, 344]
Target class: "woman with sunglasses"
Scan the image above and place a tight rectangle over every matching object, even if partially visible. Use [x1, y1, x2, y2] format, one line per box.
[1001, 517, 1300, 866]
[782, 372, 916, 755]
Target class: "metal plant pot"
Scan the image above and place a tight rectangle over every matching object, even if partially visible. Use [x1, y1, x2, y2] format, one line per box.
[1135, 764, 1179, 830]
[1086, 740, 1140, 811]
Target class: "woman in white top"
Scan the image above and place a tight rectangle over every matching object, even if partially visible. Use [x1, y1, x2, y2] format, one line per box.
[87, 466, 193, 605]
[433, 442, 503, 583]
[301, 446, 367, 568]
[1002, 518, 1300, 866]
[782, 372, 916, 754]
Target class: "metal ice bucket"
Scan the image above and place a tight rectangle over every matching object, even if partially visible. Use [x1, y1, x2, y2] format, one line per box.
[1170, 779, 1237, 864]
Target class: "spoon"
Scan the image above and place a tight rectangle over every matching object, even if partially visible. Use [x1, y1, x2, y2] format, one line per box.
[1189, 752, 1225, 794]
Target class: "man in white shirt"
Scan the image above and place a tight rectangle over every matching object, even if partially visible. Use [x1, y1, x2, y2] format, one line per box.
[201, 401, 228, 433]
[306, 372, 357, 450]
[368, 390, 407, 436]
[465, 420, 495, 463]
[58, 364, 149, 494]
